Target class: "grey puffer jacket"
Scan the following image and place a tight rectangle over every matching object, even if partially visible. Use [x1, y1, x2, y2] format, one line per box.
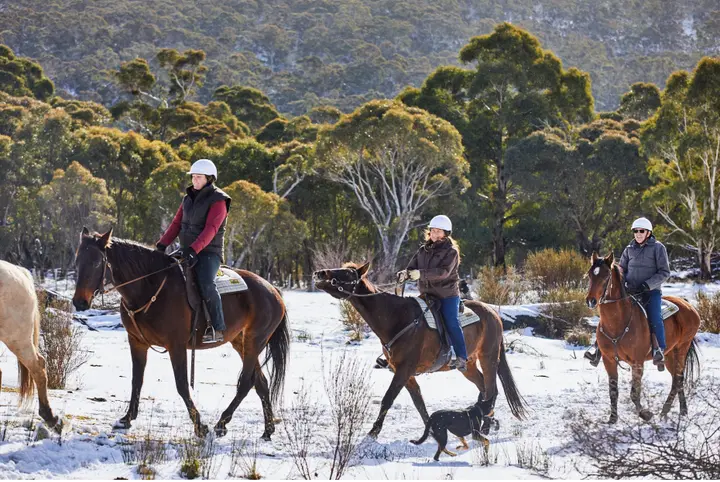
[619, 236, 670, 291]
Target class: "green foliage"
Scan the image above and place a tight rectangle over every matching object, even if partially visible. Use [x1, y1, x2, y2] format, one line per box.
[0, 45, 53, 101]
[642, 56, 720, 279]
[0, 2, 711, 115]
[619, 82, 662, 121]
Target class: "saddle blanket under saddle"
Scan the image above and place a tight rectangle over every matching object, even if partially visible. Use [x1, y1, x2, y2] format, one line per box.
[414, 297, 481, 330]
[635, 298, 680, 321]
[216, 267, 248, 295]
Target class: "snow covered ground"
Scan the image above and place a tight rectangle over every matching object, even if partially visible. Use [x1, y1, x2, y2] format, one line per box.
[1, 283, 719, 479]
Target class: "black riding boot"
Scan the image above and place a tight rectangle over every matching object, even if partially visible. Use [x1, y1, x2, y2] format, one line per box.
[584, 341, 601, 367]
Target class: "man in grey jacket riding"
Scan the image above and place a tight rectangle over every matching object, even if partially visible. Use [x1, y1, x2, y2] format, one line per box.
[585, 217, 671, 370]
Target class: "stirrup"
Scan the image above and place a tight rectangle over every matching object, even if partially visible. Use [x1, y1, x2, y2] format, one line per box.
[653, 349, 665, 371]
[202, 327, 223, 344]
[584, 348, 601, 367]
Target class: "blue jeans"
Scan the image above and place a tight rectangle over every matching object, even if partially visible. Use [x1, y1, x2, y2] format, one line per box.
[439, 296, 467, 360]
[647, 289, 665, 350]
[194, 252, 225, 331]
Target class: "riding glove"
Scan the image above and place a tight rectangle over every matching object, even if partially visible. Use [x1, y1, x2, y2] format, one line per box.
[155, 243, 167, 253]
[408, 269, 421, 281]
[170, 246, 198, 267]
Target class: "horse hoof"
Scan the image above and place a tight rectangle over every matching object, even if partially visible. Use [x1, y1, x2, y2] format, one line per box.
[113, 418, 131, 430]
[639, 410, 653, 421]
[53, 418, 64, 435]
[196, 424, 209, 438]
[367, 430, 379, 440]
[214, 425, 227, 438]
[680, 409, 688, 417]
[260, 433, 272, 442]
[607, 416, 618, 424]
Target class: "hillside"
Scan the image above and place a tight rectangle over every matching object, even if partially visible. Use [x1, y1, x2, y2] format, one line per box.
[1, 0, 717, 115]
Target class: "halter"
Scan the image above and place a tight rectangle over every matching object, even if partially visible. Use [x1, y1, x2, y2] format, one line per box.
[327, 271, 395, 298]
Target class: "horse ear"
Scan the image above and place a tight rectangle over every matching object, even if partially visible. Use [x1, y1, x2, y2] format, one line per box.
[357, 261, 370, 277]
[591, 251, 598, 263]
[604, 251, 614, 265]
[82, 226, 90, 236]
[98, 228, 113, 249]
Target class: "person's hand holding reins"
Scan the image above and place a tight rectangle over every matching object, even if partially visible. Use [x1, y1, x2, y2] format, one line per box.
[170, 247, 198, 268]
[155, 243, 167, 253]
[407, 269, 420, 281]
[396, 270, 408, 282]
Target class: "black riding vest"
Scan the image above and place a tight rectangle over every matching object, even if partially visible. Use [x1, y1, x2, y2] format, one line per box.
[179, 184, 231, 258]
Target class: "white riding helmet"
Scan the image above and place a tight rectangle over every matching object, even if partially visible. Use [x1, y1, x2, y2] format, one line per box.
[429, 215, 452, 232]
[187, 159, 218, 179]
[631, 217, 653, 232]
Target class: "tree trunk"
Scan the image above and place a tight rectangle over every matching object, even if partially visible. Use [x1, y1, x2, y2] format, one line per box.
[699, 243, 713, 280]
[493, 145, 508, 269]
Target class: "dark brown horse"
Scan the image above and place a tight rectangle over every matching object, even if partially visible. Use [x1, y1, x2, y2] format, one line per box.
[72, 228, 290, 438]
[585, 252, 700, 423]
[314, 263, 527, 439]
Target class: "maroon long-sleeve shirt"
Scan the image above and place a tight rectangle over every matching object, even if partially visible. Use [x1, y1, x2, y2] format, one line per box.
[157, 200, 228, 254]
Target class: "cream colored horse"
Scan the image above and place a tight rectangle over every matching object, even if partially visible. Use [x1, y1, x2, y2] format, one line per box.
[0, 260, 61, 432]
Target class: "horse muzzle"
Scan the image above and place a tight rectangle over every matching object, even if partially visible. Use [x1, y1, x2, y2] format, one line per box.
[586, 297, 597, 309]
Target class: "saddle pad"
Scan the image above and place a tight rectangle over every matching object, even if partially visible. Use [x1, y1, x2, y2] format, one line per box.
[660, 299, 679, 320]
[414, 297, 480, 330]
[636, 298, 680, 321]
[215, 267, 248, 294]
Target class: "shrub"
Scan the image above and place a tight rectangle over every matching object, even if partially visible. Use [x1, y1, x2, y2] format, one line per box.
[339, 299, 368, 342]
[525, 248, 587, 292]
[538, 287, 593, 338]
[696, 291, 720, 334]
[36, 290, 89, 389]
[565, 327, 593, 347]
[474, 265, 527, 305]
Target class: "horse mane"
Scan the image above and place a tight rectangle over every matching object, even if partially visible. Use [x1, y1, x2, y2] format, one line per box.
[341, 261, 378, 293]
[611, 262, 628, 298]
[104, 237, 179, 289]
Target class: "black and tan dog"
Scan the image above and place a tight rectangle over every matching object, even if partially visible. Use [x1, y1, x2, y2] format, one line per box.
[411, 394, 491, 461]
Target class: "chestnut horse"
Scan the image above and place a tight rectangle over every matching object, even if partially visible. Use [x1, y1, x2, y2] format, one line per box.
[585, 252, 700, 423]
[0, 260, 62, 432]
[314, 263, 527, 439]
[72, 229, 289, 438]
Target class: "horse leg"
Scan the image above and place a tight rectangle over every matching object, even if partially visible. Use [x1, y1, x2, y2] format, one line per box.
[601, 356, 619, 424]
[226, 338, 275, 440]
[369, 368, 412, 438]
[660, 350, 680, 417]
[253, 366, 275, 441]
[630, 362, 653, 421]
[476, 355, 500, 434]
[115, 337, 148, 430]
[168, 343, 208, 438]
[215, 334, 260, 438]
[460, 359, 486, 400]
[404, 376, 429, 424]
[13, 344, 60, 431]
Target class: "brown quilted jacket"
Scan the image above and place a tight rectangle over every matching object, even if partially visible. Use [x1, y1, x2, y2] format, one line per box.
[406, 238, 460, 298]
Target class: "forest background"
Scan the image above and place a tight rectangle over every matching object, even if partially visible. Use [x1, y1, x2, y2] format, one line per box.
[1, 0, 719, 285]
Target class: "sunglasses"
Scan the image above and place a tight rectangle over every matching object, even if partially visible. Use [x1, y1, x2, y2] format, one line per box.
[632, 229, 647, 234]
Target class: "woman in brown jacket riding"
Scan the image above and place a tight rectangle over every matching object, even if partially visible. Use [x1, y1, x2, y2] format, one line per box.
[398, 215, 467, 371]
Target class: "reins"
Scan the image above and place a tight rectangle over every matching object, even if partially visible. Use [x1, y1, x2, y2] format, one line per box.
[596, 265, 638, 370]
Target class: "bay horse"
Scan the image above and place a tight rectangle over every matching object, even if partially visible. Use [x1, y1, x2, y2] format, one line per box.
[72, 228, 290, 438]
[313, 262, 527, 439]
[0, 260, 62, 433]
[585, 252, 700, 423]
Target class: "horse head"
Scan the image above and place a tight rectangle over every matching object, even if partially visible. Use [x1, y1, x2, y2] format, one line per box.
[585, 251, 614, 309]
[313, 262, 370, 299]
[72, 226, 112, 311]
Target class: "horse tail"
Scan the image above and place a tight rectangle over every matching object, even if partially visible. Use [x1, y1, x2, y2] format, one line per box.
[410, 420, 431, 445]
[264, 308, 290, 406]
[18, 302, 40, 406]
[684, 338, 700, 386]
[497, 340, 528, 420]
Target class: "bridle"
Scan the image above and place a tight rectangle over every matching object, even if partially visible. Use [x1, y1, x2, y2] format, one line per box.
[325, 270, 395, 298]
[592, 263, 637, 369]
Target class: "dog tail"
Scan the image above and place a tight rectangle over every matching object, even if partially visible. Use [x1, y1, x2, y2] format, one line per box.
[410, 420, 431, 445]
